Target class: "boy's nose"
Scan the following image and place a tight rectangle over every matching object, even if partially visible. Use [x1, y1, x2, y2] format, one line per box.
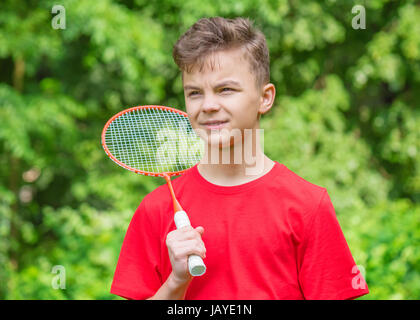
[201, 96, 221, 113]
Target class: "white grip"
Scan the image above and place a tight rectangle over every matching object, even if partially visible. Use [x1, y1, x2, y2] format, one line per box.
[174, 211, 206, 277]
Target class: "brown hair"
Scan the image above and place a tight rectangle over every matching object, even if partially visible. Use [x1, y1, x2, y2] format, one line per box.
[173, 17, 270, 88]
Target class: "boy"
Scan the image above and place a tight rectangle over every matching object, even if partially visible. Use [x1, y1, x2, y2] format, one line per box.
[110, 17, 369, 300]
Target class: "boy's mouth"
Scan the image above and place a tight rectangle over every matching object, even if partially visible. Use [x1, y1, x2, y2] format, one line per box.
[200, 120, 229, 129]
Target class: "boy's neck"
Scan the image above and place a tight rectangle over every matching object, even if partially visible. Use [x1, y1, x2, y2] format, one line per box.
[197, 151, 275, 187]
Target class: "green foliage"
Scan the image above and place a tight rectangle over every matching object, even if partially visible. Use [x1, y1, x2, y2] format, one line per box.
[0, 0, 419, 299]
[343, 199, 420, 300]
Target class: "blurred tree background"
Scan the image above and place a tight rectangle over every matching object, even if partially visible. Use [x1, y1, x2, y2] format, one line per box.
[0, 0, 419, 299]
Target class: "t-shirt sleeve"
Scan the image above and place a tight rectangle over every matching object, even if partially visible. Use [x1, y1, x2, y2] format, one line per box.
[298, 189, 369, 300]
[110, 199, 162, 300]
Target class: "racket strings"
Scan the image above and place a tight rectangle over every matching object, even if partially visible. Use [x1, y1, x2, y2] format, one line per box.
[104, 107, 204, 175]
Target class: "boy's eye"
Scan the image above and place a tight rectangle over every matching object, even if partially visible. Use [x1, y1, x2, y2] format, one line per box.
[187, 88, 235, 97]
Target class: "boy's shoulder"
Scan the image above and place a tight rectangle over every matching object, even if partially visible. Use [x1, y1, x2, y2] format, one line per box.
[277, 163, 326, 196]
[259, 164, 331, 239]
[269, 163, 328, 217]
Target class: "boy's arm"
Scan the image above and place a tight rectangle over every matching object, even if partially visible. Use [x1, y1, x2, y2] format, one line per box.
[298, 189, 369, 300]
[146, 272, 192, 300]
[147, 226, 206, 300]
[111, 199, 205, 300]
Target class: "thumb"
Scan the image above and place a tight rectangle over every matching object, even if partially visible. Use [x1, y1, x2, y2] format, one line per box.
[195, 226, 204, 235]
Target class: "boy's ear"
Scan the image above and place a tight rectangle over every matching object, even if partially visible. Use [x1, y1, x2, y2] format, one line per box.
[258, 83, 276, 115]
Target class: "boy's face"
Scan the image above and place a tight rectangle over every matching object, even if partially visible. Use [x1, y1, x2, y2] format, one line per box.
[183, 48, 270, 148]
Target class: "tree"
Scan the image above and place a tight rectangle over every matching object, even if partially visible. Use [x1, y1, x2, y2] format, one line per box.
[0, 0, 418, 299]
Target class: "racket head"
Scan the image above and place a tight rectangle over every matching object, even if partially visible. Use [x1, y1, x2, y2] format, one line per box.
[101, 105, 204, 177]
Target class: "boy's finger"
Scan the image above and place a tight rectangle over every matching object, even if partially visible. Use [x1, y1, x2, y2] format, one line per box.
[195, 226, 204, 234]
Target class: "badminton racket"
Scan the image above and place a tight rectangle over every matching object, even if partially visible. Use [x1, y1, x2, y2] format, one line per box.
[101, 105, 206, 276]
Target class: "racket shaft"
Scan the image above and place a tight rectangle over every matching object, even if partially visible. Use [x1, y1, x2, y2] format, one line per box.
[174, 211, 206, 277]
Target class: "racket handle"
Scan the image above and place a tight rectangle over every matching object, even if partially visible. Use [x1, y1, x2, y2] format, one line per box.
[174, 211, 206, 277]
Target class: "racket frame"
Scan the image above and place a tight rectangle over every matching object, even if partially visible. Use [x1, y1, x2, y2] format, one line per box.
[101, 105, 191, 178]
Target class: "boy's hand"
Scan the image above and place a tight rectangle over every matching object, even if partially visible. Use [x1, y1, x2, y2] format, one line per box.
[166, 226, 206, 283]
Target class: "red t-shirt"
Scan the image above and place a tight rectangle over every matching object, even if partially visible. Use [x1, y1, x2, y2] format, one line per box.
[110, 161, 369, 300]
